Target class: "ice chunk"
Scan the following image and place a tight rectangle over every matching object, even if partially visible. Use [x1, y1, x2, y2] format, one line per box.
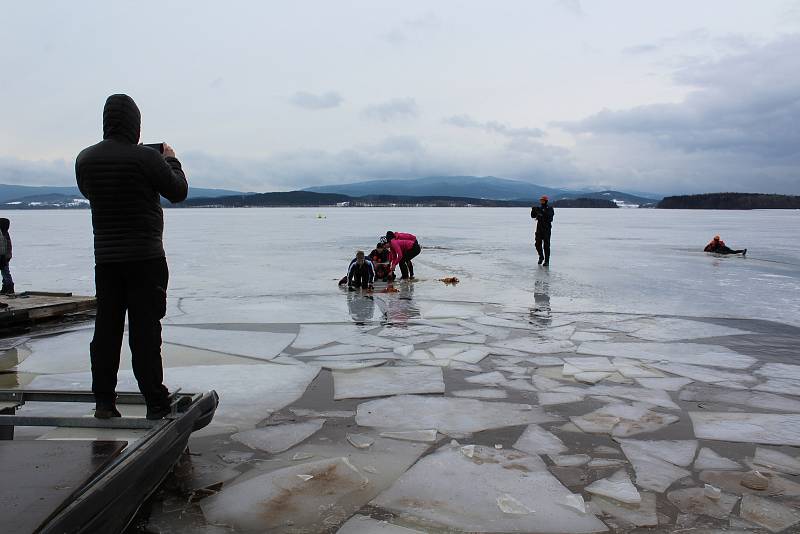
[689, 412, 800, 446]
[755, 362, 800, 381]
[561, 362, 583, 376]
[465, 371, 507, 386]
[539, 392, 586, 406]
[694, 448, 741, 471]
[588, 492, 657, 527]
[309, 352, 399, 362]
[616, 439, 697, 467]
[347, 433, 375, 449]
[290, 408, 354, 418]
[551, 454, 591, 467]
[563, 493, 587, 513]
[356, 395, 560, 434]
[429, 344, 471, 359]
[626, 317, 752, 342]
[422, 303, 482, 319]
[619, 440, 692, 492]
[585, 469, 641, 504]
[575, 372, 612, 384]
[594, 445, 619, 455]
[753, 447, 800, 475]
[679, 385, 800, 412]
[634, 377, 693, 391]
[700, 470, 800, 497]
[571, 331, 612, 342]
[577, 342, 756, 369]
[513, 424, 567, 456]
[333, 366, 445, 400]
[497, 493, 534, 514]
[338, 515, 426, 533]
[458, 320, 512, 340]
[528, 356, 566, 366]
[447, 361, 483, 373]
[505, 379, 538, 392]
[739, 494, 800, 533]
[299, 344, 388, 357]
[571, 403, 679, 437]
[218, 451, 255, 464]
[588, 459, 627, 468]
[393, 345, 415, 357]
[447, 334, 488, 344]
[371, 444, 608, 533]
[542, 325, 577, 340]
[292, 324, 360, 349]
[533, 375, 563, 391]
[564, 357, 616, 373]
[496, 365, 529, 375]
[379, 430, 438, 442]
[583, 385, 678, 410]
[753, 378, 800, 396]
[451, 388, 509, 399]
[450, 348, 490, 364]
[474, 315, 536, 330]
[201, 457, 368, 532]
[490, 338, 577, 354]
[161, 326, 295, 360]
[231, 419, 325, 453]
[310, 359, 388, 370]
[649, 362, 757, 384]
[666, 487, 738, 519]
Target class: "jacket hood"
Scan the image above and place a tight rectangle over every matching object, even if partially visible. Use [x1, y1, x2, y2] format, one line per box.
[103, 94, 140, 144]
[0, 218, 9, 231]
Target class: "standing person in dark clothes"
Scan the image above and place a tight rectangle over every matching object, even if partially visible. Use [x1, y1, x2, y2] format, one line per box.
[531, 195, 555, 266]
[386, 231, 421, 279]
[704, 235, 746, 255]
[76, 94, 188, 420]
[369, 238, 394, 282]
[347, 251, 375, 290]
[0, 218, 14, 295]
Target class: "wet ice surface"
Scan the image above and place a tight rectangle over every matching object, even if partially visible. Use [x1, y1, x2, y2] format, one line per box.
[4, 208, 800, 532]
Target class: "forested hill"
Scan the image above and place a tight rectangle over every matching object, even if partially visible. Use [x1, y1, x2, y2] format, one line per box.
[657, 193, 800, 209]
[181, 191, 533, 207]
[552, 198, 618, 208]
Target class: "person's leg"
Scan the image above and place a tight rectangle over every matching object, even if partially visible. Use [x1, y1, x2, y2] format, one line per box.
[405, 242, 421, 278]
[126, 258, 170, 418]
[0, 257, 12, 293]
[355, 268, 367, 288]
[718, 246, 736, 254]
[399, 261, 409, 279]
[535, 233, 544, 264]
[91, 263, 127, 415]
[543, 231, 551, 265]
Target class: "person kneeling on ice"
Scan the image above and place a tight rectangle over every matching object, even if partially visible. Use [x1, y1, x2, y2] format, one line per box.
[386, 231, 421, 279]
[704, 235, 746, 256]
[369, 239, 395, 282]
[346, 250, 375, 290]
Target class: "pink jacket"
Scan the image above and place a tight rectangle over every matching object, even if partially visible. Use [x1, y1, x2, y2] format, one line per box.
[389, 239, 416, 270]
[393, 232, 416, 242]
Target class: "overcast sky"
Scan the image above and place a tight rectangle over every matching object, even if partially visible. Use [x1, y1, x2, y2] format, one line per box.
[2, 0, 799, 194]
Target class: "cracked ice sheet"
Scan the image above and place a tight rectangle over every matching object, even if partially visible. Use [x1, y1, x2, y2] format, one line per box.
[513, 424, 567, 456]
[292, 323, 361, 350]
[451, 388, 509, 399]
[618, 440, 693, 492]
[679, 385, 800, 412]
[694, 448, 741, 470]
[616, 439, 698, 467]
[161, 326, 295, 360]
[753, 378, 800, 396]
[338, 515, 426, 534]
[740, 494, 800, 533]
[356, 395, 560, 434]
[584, 384, 680, 410]
[756, 362, 800, 381]
[577, 342, 756, 369]
[371, 444, 608, 533]
[648, 362, 756, 385]
[25, 363, 320, 434]
[588, 493, 657, 528]
[231, 419, 325, 453]
[690, 412, 800, 446]
[585, 469, 641, 504]
[753, 447, 800, 475]
[419, 302, 483, 319]
[333, 366, 445, 400]
[490, 338, 577, 354]
[570, 403, 680, 437]
[622, 317, 752, 342]
[635, 377, 693, 391]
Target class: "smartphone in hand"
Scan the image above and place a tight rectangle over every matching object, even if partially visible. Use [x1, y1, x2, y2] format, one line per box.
[143, 143, 164, 154]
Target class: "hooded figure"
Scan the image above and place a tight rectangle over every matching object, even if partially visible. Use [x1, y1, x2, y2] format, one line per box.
[0, 218, 13, 294]
[531, 195, 555, 265]
[75, 94, 188, 420]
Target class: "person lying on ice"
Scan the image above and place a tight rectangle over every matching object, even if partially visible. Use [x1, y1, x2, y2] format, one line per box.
[345, 250, 375, 290]
[369, 239, 395, 282]
[704, 235, 746, 256]
[386, 231, 421, 280]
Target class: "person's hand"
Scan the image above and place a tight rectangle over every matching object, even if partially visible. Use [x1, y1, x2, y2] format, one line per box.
[163, 143, 176, 158]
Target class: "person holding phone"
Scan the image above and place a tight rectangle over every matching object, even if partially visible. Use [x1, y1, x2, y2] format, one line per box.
[76, 94, 188, 420]
[531, 195, 554, 266]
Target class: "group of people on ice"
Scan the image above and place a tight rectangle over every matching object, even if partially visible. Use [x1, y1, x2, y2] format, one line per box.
[340, 231, 421, 290]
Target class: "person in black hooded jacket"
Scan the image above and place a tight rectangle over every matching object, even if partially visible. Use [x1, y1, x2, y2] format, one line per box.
[0, 218, 13, 295]
[76, 94, 188, 420]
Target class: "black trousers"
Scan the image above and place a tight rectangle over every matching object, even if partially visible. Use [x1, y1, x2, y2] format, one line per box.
[711, 245, 745, 255]
[535, 230, 551, 261]
[399, 241, 421, 278]
[91, 258, 170, 408]
[349, 264, 371, 288]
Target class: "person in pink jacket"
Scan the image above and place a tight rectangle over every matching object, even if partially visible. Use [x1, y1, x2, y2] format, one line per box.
[386, 231, 421, 279]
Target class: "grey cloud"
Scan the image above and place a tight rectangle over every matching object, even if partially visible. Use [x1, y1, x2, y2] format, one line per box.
[362, 98, 419, 122]
[383, 12, 441, 44]
[0, 157, 73, 186]
[444, 114, 545, 139]
[289, 91, 343, 110]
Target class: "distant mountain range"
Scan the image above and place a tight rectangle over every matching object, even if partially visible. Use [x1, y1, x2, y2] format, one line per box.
[304, 176, 659, 206]
[0, 183, 245, 204]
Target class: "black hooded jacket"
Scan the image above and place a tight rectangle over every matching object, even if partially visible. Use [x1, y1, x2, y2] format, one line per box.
[0, 218, 11, 258]
[531, 203, 554, 234]
[76, 94, 188, 264]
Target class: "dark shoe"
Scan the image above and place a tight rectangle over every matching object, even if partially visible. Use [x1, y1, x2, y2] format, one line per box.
[146, 404, 171, 420]
[543, 260, 549, 266]
[0, 285, 13, 295]
[537, 257, 544, 265]
[94, 406, 122, 419]
[742, 249, 747, 256]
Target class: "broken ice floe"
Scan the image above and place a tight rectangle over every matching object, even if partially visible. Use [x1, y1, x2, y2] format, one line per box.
[694, 447, 741, 471]
[618, 439, 695, 492]
[588, 492, 657, 528]
[490, 338, 577, 355]
[371, 444, 608, 533]
[689, 412, 800, 446]
[290, 323, 360, 350]
[634, 377, 693, 391]
[700, 470, 800, 497]
[680, 385, 800, 412]
[347, 433, 375, 449]
[231, 419, 325, 453]
[739, 494, 800, 532]
[512, 424, 567, 456]
[753, 377, 800, 396]
[161, 326, 296, 360]
[622, 317, 752, 342]
[379, 430, 438, 443]
[451, 388, 509, 399]
[539, 392, 586, 406]
[333, 366, 445, 400]
[577, 342, 756, 369]
[585, 469, 641, 504]
[755, 362, 800, 381]
[338, 515, 426, 533]
[648, 362, 756, 385]
[752, 447, 800, 475]
[356, 395, 559, 434]
[570, 403, 679, 437]
[551, 454, 591, 467]
[666, 487, 739, 520]
[310, 359, 388, 370]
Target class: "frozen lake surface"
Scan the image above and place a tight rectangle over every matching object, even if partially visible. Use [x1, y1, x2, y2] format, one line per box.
[3, 207, 800, 533]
